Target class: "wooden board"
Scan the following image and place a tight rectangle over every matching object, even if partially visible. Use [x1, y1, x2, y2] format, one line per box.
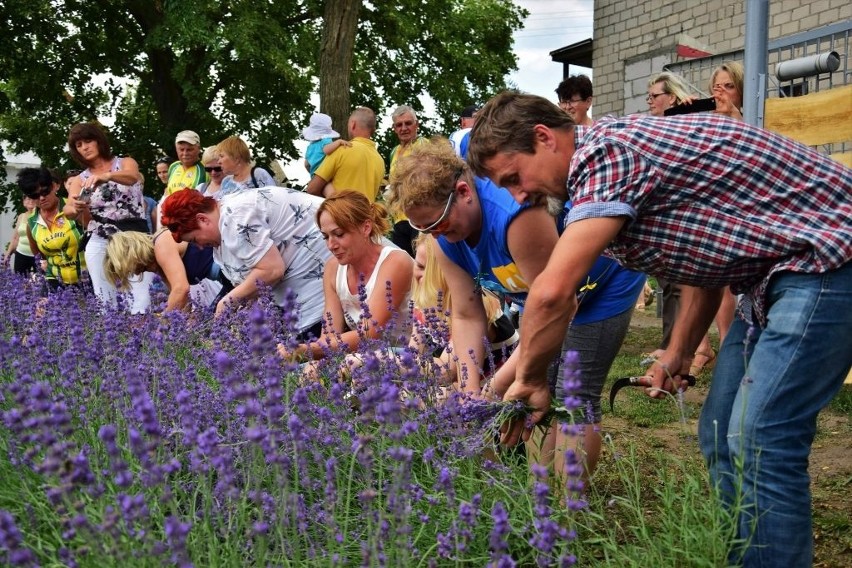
[764, 84, 852, 147]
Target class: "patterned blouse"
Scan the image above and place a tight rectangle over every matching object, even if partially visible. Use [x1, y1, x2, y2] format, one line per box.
[79, 157, 145, 238]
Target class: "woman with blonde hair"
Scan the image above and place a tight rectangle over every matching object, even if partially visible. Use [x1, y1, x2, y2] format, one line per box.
[278, 191, 413, 362]
[709, 61, 744, 119]
[646, 71, 693, 116]
[409, 233, 517, 386]
[104, 229, 223, 312]
[196, 146, 226, 199]
[216, 136, 276, 198]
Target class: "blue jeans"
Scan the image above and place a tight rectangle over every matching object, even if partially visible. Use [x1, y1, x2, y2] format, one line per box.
[698, 262, 852, 567]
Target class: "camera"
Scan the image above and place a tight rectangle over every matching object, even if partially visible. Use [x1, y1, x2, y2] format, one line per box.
[77, 186, 94, 203]
[663, 97, 717, 116]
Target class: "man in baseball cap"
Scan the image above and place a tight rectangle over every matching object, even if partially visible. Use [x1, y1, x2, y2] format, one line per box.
[166, 130, 206, 196]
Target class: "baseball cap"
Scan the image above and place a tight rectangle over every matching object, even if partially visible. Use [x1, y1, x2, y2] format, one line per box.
[302, 113, 340, 141]
[460, 105, 479, 118]
[175, 130, 201, 146]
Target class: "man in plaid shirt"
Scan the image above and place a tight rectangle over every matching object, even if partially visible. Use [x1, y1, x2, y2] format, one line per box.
[468, 91, 852, 568]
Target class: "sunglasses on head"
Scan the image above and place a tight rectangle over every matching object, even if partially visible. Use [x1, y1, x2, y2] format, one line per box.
[204, 166, 223, 173]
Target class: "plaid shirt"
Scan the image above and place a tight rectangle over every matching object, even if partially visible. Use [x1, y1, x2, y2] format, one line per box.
[565, 113, 852, 323]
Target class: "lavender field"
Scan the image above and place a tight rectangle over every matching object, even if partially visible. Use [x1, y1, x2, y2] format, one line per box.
[0, 271, 749, 567]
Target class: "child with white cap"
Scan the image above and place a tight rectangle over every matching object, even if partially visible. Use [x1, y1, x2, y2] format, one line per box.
[302, 113, 350, 177]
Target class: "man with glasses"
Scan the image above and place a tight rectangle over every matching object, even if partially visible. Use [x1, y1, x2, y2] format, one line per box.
[388, 142, 644, 486]
[556, 74, 593, 126]
[305, 107, 385, 202]
[386, 105, 430, 256]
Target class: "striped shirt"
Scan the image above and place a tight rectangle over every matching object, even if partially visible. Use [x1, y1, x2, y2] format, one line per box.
[565, 113, 852, 323]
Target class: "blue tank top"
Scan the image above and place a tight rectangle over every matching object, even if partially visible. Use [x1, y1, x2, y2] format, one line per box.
[557, 203, 646, 325]
[439, 177, 534, 306]
[440, 179, 644, 325]
[153, 232, 217, 284]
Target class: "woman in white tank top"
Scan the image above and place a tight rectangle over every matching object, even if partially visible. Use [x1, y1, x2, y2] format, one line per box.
[278, 191, 413, 362]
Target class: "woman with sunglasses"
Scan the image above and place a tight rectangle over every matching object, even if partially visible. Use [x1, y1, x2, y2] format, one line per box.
[278, 191, 414, 362]
[63, 122, 152, 313]
[196, 146, 226, 199]
[17, 167, 86, 289]
[389, 141, 644, 480]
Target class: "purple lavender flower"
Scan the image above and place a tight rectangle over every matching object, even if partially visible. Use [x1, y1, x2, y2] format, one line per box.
[0, 510, 37, 567]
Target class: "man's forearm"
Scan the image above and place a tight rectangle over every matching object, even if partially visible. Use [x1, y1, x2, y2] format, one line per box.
[305, 176, 326, 196]
[515, 290, 577, 387]
[666, 285, 724, 358]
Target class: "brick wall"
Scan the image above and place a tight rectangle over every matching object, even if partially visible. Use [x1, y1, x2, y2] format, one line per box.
[592, 0, 852, 116]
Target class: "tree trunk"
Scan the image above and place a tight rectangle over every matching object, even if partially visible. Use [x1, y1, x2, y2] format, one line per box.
[318, 0, 362, 138]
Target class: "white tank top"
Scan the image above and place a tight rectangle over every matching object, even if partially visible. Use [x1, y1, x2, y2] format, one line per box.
[334, 245, 412, 335]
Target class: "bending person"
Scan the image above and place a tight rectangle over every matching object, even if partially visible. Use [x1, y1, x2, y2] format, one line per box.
[104, 229, 223, 312]
[388, 142, 644, 479]
[467, 91, 851, 567]
[279, 191, 413, 362]
[160, 187, 331, 336]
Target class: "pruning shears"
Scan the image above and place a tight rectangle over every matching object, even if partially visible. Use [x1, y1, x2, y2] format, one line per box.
[608, 374, 697, 411]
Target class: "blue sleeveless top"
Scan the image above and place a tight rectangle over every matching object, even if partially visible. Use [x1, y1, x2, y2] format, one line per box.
[439, 177, 534, 306]
[153, 232, 218, 284]
[440, 178, 644, 325]
[555, 204, 645, 324]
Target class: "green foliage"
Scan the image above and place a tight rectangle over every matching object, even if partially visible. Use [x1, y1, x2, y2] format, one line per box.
[0, 0, 526, 206]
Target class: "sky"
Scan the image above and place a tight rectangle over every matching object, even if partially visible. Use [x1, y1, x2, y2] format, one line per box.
[507, 0, 594, 100]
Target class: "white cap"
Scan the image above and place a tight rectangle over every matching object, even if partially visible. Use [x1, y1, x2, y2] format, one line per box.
[175, 130, 200, 146]
[301, 113, 340, 141]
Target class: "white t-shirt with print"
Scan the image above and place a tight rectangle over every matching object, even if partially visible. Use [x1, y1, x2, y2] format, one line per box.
[216, 186, 330, 331]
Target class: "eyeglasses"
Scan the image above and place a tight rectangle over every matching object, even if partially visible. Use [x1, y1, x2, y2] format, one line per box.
[408, 191, 456, 234]
[712, 82, 737, 91]
[646, 92, 667, 102]
[204, 166, 223, 173]
[559, 98, 587, 107]
[394, 120, 415, 129]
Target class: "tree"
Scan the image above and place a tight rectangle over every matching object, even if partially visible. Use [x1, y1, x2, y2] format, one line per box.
[0, 0, 526, 207]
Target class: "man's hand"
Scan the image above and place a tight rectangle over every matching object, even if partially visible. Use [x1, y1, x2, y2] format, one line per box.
[499, 380, 552, 447]
[645, 353, 691, 399]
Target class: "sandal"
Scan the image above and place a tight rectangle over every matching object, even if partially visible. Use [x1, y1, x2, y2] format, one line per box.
[690, 349, 717, 375]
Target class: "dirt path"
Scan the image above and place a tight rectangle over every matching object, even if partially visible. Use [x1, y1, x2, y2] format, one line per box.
[615, 306, 852, 566]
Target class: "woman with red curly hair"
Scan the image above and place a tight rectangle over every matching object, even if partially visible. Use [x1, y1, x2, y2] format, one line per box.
[161, 186, 331, 335]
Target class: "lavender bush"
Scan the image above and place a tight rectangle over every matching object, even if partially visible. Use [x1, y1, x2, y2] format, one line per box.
[0, 271, 588, 567]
